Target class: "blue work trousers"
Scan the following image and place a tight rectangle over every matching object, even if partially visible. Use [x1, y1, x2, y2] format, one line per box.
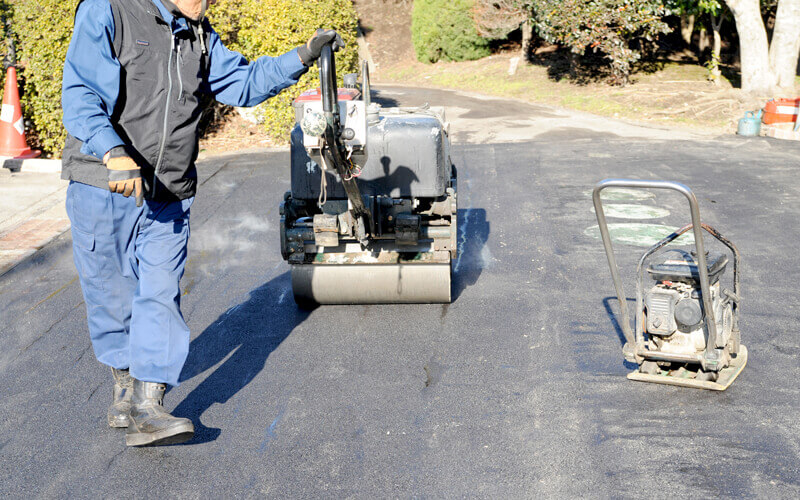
[66, 181, 193, 387]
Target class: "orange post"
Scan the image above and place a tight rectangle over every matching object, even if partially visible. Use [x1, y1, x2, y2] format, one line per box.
[0, 66, 39, 159]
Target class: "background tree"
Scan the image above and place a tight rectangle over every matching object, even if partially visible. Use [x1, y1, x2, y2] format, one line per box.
[472, 0, 534, 58]
[668, 0, 727, 84]
[707, 4, 728, 84]
[723, 0, 800, 93]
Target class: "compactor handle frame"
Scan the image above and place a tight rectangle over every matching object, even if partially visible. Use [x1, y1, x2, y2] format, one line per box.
[592, 179, 741, 371]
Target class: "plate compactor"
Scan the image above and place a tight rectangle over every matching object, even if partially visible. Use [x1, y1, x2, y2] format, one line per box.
[593, 179, 747, 391]
[279, 45, 457, 305]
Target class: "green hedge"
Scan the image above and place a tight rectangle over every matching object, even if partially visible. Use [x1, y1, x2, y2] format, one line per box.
[411, 0, 490, 63]
[9, 0, 74, 156]
[208, 0, 359, 138]
[5, 0, 359, 156]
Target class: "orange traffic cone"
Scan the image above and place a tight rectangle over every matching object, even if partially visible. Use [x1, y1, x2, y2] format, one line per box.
[0, 66, 39, 159]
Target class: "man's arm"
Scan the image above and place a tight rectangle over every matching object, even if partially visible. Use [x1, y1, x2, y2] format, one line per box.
[205, 26, 309, 107]
[61, 0, 124, 159]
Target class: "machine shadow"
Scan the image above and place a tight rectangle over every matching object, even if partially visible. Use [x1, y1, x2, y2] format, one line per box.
[172, 271, 311, 444]
[603, 296, 638, 370]
[603, 296, 636, 347]
[452, 208, 490, 301]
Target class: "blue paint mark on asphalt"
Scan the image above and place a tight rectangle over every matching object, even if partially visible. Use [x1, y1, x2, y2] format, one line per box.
[243, 474, 256, 490]
[258, 407, 285, 453]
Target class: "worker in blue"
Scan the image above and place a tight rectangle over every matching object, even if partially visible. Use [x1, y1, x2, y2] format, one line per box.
[61, 0, 343, 446]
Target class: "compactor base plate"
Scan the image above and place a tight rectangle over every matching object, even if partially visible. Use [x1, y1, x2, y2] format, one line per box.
[627, 345, 748, 391]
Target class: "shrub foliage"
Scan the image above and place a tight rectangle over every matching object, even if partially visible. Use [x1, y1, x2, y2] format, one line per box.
[9, 0, 75, 155]
[412, 0, 490, 63]
[209, 0, 359, 138]
[528, 0, 669, 83]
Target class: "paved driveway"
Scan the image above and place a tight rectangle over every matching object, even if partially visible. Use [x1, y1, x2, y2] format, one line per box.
[1, 87, 798, 497]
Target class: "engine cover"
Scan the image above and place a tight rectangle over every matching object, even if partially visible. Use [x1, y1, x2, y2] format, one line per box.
[645, 281, 733, 356]
[290, 108, 450, 200]
[645, 287, 680, 335]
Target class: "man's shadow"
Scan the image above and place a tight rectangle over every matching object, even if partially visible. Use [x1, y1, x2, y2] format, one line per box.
[358, 157, 420, 197]
[173, 271, 310, 444]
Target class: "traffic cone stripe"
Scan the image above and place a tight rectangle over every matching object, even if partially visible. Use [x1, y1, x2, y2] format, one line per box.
[0, 103, 13, 122]
[0, 66, 40, 159]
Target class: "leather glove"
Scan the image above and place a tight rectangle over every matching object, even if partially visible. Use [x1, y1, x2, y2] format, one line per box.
[297, 29, 345, 66]
[104, 146, 144, 207]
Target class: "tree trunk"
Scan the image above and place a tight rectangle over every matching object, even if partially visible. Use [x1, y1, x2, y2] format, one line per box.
[710, 14, 724, 84]
[521, 19, 533, 61]
[681, 14, 696, 46]
[769, 0, 800, 91]
[698, 27, 709, 53]
[724, 0, 775, 93]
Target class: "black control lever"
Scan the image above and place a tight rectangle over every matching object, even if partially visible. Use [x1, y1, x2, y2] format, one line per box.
[319, 44, 371, 245]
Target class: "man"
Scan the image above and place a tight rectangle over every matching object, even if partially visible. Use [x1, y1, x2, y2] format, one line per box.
[61, 0, 343, 446]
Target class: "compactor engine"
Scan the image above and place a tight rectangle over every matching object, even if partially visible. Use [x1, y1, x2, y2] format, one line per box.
[644, 250, 738, 361]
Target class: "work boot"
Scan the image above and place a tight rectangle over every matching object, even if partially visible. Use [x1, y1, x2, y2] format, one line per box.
[108, 368, 133, 428]
[125, 379, 194, 447]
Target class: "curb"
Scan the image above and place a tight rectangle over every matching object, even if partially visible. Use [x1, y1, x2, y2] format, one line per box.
[0, 176, 70, 278]
[0, 157, 62, 173]
[0, 217, 71, 277]
[762, 123, 800, 141]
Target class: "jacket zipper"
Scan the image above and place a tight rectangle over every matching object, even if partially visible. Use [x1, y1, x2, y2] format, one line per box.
[152, 32, 176, 196]
[177, 43, 184, 100]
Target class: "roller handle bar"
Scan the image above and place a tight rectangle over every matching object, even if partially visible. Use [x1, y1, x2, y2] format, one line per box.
[317, 42, 371, 243]
[319, 45, 338, 117]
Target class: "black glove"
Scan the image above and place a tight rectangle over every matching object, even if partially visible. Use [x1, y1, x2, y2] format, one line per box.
[297, 29, 345, 66]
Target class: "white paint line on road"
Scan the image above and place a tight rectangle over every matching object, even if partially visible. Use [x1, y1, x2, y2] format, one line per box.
[454, 208, 472, 274]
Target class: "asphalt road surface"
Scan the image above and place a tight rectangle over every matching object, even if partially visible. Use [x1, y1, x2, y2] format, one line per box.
[1, 87, 799, 497]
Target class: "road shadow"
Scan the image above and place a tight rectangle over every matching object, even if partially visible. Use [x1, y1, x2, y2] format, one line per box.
[603, 296, 636, 348]
[452, 208, 490, 301]
[603, 296, 638, 370]
[370, 90, 400, 108]
[173, 271, 311, 444]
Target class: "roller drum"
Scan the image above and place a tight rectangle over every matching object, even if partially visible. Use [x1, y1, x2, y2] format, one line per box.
[292, 263, 452, 305]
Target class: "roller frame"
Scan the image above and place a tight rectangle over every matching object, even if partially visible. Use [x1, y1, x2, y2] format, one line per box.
[280, 43, 457, 305]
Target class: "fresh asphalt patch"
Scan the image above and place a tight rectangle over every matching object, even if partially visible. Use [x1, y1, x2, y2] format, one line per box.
[0, 87, 798, 496]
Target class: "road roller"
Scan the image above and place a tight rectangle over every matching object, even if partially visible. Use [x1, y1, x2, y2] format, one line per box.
[593, 179, 747, 391]
[279, 44, 457, 305]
